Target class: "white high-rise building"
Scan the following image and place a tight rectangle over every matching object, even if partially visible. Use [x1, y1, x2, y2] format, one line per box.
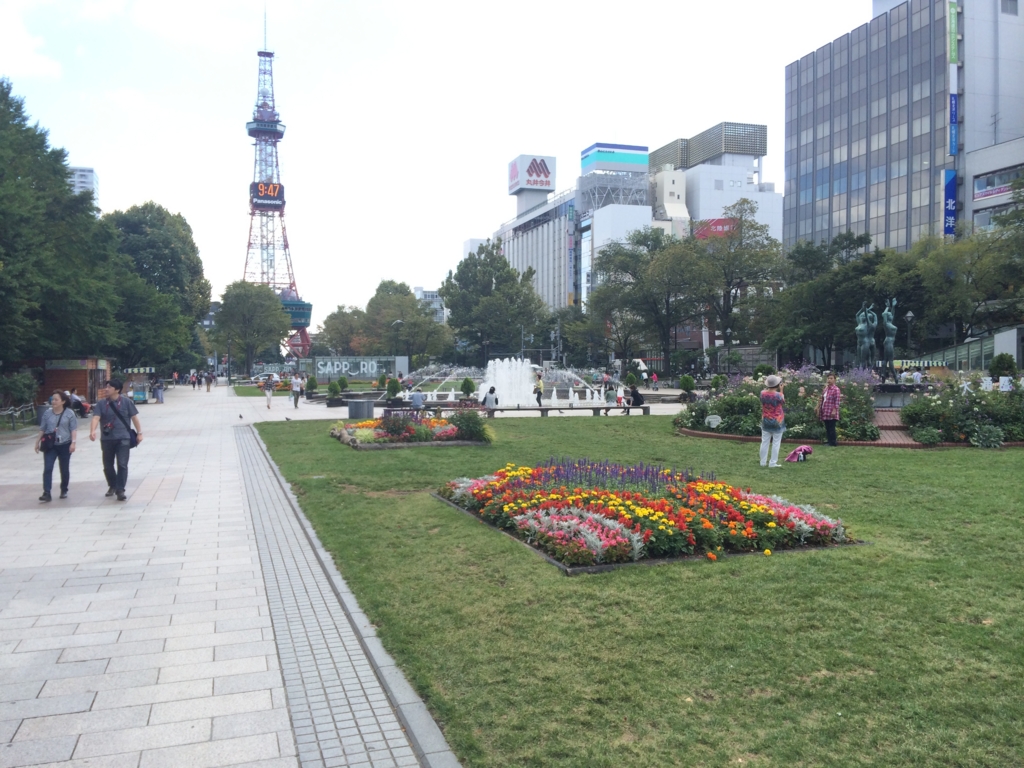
[69, 167, 99, 205]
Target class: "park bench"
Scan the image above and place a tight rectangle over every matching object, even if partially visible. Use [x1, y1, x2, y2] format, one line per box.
[483, 405, 650, 418]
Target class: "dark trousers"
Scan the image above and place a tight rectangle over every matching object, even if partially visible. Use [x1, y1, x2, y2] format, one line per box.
[824, 419, 838, 446]
[101, 439, 131, 492]
[293, 392, 300, 408]
[535, 391, 542, 406]
[43, 443, 72, 494]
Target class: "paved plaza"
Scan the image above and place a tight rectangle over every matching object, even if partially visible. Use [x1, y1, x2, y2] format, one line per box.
[0, 385, 464, 768]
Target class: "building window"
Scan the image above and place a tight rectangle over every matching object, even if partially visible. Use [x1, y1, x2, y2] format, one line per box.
[715, 180, 724, 191]
[974, 204, 1014, 230]
[1002, 0, 1017, 14]
[973, 165, 1023, 200]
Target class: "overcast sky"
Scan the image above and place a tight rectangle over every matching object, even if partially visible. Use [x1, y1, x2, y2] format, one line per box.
[2, 0, 872, 327]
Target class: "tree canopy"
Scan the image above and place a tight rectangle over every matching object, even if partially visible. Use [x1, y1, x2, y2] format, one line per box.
[439, 240, 548, 365]
[211, 281, 292, 375]
[318, 281, 453, 365]
[0, 79, 212, 373]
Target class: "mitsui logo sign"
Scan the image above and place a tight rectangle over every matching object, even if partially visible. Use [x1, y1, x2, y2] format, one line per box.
[527, 158, 550, 178]
[508, 154, 557, 194]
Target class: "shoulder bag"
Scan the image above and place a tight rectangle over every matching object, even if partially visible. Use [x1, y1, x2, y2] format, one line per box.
[107, 398, 139, 448]
[39, 411, 65, 452]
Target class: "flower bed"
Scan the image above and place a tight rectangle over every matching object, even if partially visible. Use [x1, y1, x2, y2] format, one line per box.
[330, 409, 492, 446]
[900, 385, 1024, 447]
[675, 366, 880, 442]
[438, 459, 850, 568]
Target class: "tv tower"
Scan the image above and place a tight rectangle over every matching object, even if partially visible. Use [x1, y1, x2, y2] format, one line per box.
[242, 48, 312, 357]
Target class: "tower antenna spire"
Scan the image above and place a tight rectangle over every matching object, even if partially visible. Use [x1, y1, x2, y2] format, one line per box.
[263, 6, 267, 50]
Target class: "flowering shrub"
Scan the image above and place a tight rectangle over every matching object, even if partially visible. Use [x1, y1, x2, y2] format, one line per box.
[439, 459, 850, 567]
[675, 367, 878, 442]
[332, 413, 477, 444]
[900, 386, 1024, 444]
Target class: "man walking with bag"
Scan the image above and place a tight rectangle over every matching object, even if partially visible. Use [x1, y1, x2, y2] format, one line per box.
[90, 379, 143, 501]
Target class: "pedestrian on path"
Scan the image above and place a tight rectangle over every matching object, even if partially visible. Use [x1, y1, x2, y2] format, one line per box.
[205, 372, 213, 392]
[534, 374, 544, 407]
[291, 374, 302, 408]
[191, 373, 197, 390]
[154, 379, 165, 404]
[818, 373, 842, 447]
[90, 379, 143, 501]
[36, 391, 77, 502]
[624, 384, 644, 414]
[651, 372, 659, 391]
[759, 374, 786, 468]
[265, 375, 275, 410]
[481, 386, 498, 409]
[603, 385, 616, 415]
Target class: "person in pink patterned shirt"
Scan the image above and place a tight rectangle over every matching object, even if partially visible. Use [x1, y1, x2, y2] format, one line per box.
[818, 373, 842, 446]
[759, 375, 786, 468]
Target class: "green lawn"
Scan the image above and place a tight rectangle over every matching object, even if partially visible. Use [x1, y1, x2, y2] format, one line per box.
[257, 417, 1024, 768]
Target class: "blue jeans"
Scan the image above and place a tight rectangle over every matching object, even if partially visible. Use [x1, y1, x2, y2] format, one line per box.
[101, 439, 131, 492]
[43, 442, 72, 494]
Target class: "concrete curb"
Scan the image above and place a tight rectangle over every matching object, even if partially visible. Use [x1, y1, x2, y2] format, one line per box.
[250, 425, 463, 768]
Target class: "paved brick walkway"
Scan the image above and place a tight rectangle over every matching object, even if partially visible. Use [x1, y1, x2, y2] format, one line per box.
[0, 385, 457, 768]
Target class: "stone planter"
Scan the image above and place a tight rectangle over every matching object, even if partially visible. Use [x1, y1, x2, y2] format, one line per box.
[326, 398, 345, 408]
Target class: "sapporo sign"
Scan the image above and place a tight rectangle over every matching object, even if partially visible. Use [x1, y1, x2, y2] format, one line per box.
[314, 357, 398, 380]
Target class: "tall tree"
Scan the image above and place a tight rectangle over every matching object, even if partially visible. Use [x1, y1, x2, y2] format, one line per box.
[318, 306, 367, 355]
[112, 272, 192, 368]
[439, 240, 548, 365]
[105, 202, 211, 323]
[592, 227, 699, 373]
[689, 199, 783, 349]
[212, 281, 292, 374]
[0, 78, 124, 363]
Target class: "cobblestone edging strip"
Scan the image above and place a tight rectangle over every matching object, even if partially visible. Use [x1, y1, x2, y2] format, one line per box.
[237, 426, 461, 768]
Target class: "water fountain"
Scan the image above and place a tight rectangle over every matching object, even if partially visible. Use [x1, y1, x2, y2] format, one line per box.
[481, 358, 536, 406]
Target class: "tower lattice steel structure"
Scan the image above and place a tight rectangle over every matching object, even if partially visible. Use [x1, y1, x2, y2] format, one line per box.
[242, 49, 312, 357]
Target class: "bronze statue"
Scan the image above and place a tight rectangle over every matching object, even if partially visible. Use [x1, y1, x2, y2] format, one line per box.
[855, 302, 874, 368]
[881, 299, 897, 380]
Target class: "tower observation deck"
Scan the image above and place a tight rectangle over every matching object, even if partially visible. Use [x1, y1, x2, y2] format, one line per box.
[242, 49, 312, 357]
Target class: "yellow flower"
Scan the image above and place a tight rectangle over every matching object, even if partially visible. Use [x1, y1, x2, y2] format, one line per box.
[767, 522, 776, 528]
[764, 549, 772, 556]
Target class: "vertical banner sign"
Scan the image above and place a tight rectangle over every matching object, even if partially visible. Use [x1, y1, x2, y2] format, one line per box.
[948, 3, 957, 62]
[949, 93, 959, 155]
[948, 2, 959, 156]
[944, 170, 957, 236]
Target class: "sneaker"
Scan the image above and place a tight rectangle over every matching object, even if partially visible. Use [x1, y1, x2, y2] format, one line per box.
[39, 492, 51, 502]
[105, 488, 115, 497]
[59, 491, 68, 499]
[768, 464, 781, 468]
[116, 491, 127, 501]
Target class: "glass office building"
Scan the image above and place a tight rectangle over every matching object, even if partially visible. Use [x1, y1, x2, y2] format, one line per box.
[784, 0, 955, 252]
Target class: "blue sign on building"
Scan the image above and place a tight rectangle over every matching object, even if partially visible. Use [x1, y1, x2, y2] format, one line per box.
[944, 170, 957, 236]
[949, 94, 959, 156]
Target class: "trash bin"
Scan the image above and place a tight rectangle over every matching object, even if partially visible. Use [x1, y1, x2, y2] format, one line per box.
[348, 400, 375, 420]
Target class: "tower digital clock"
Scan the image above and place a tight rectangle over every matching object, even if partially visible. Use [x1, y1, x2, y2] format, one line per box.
[250, 182, 285, 210]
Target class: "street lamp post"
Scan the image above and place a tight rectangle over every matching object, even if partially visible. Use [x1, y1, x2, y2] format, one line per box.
[904, 310, 915, 355]
[390, 319, 404, 357]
